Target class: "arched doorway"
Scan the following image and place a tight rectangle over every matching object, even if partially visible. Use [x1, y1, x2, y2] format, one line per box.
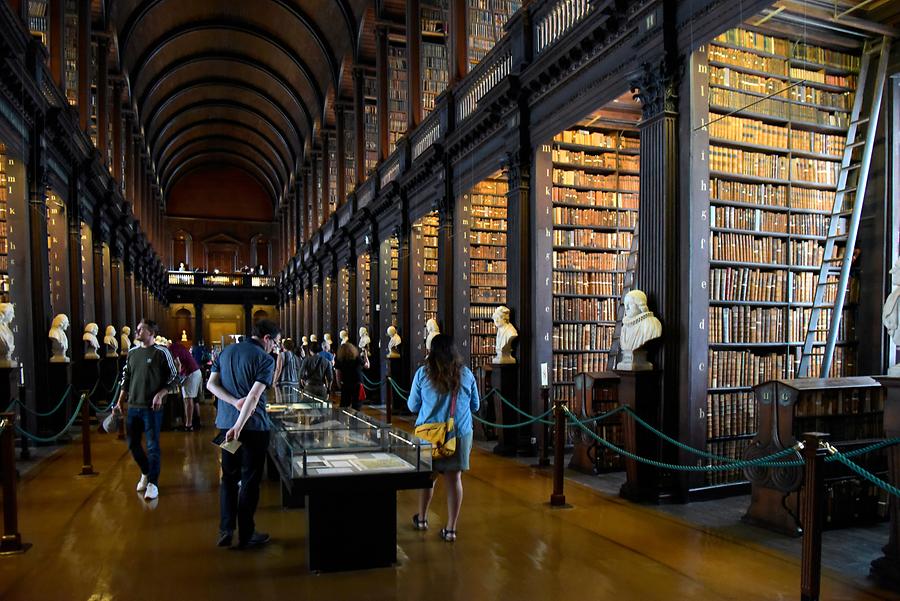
[174, 307, 193, 344]
[172, 230, 192, 269]
[250, 234, 271, 274]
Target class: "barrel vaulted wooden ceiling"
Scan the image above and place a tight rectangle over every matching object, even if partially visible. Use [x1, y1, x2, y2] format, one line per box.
[108, 0, 372, 207]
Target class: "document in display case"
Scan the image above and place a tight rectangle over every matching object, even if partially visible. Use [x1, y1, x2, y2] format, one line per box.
[266, 389, 433, 572]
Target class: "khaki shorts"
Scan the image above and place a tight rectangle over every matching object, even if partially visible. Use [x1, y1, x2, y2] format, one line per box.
[181, 370, 202, 398]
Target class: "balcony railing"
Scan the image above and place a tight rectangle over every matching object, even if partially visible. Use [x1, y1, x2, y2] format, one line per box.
[167, 271, 275, 288]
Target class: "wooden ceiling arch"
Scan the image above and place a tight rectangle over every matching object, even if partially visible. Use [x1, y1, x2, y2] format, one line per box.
[167, 156, 279, 207]
[159, 137, 284, 193]
[111, 0, 370, 207]
[158, 128, 290, 187]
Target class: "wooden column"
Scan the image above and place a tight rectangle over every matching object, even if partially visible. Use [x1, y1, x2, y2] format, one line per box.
[631, 53, 685, 493]
[375, 26, 389, 162]
[49, 0, 66, 89]
[437, 188, 454, 339]
[352, 67, 366, 185]
[336, 107, 346, 205]
[448, 0, 467, 84]
[321, 132, 331, 222]
[96, 36, 109, 161]
[67, 176, 85, 367]
[110, 253, 123, 332]
[406, 0, 422, 128]
[124, 115, 135, 204]
[310, 155, 319, 233]
[92, 236, 106, 326]
[124, 257, 135, 330]
[194, 302, 204, 345]
[112, 82, 123, 188]
[76, 0, 90, 131]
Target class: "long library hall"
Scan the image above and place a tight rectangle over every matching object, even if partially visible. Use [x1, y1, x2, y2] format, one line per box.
[1, 0, 900, 600]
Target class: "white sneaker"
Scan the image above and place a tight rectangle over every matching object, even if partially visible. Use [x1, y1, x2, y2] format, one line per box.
[144, 483, 159, 500]
[136, 474, 149, 492]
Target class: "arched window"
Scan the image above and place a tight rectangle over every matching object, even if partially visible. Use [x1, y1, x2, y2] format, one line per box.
[171, 230, 192, 269]
[250, 234, 271, 273]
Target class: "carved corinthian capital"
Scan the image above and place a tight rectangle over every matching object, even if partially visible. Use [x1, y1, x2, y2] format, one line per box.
[629, 56, 683, 119]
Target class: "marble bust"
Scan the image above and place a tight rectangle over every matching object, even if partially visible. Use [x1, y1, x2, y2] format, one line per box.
[120, 326, 132, 356]
[339, 329, 349, 345]
[492, 306, 518, 364]
[425, 319, 440, 352]
[387, 326, 401, 359]
[0, 303, 16, 368]
[358, 327, 370, 355]
[83, 323, 100, 360]
[104, 325, 118, 358]
[617, 290, 663, 371]
[883, 258, 900, 375]
[300, 335, 309, 357]
[49, 313, 70, 363]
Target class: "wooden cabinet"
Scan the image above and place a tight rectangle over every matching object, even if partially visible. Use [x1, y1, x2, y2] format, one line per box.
[742, 377, 886, 535]
[570, 371, 624, 474]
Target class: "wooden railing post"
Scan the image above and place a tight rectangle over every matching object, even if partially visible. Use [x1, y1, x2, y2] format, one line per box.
[385, 360, 393, 424]
[538, 387, 550, 468]
[550, 399, 567, 506]
[0, 412, 28, 554]
[79, 394, 96, 476]
[801, 432, 828, 601]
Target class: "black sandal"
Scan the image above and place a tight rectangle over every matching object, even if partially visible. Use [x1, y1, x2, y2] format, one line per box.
[440, 528, 456, 542]
[412, 514, 429, 531]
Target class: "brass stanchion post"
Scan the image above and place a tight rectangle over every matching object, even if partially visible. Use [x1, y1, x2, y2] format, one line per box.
[800, 432, 828, 601]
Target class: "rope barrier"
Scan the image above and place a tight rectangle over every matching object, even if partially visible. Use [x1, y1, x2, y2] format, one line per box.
[90, 381, 121, 413]
[564, 407, 803, 472]
[4, 399, 17, 413]
[829, 446, 900, 498]
[388, 377, 409, 402]
[473, 407, 556, 429]
[621, 406, 747, 464]
[361, 373, 384, 388]
[14, 385, 71, 417]
[14, 393, 86, 444]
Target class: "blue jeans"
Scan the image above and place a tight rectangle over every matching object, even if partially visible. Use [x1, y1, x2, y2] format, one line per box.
[127, 407, 163, 485]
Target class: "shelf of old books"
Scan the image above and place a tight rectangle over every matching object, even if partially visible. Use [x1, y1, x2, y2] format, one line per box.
[549, 110, 640, 405]
[28, 0, 49, 48]
[379, 236, 400, 329]
[700, 27, 862, 486]
[327, 133, 338, 214]
[338, 266, 350, 332]
[0, 144, 10, 300]
[64, 0, 78, 106]
[358, 252, 371, 332]
[422, 0, 449, 116]
[466, 0, 522, 70]
[89, 40, 98, 147]
[466, 174, 508, 372]
[47, 192, 69, 316]
[344, 108, 356, 194]
[388, 39, 408, 154]
[315, 152, 325, 228]
[364, 74, 378, 174]
[80, 222, 95, 318]
[323, 275, 334, 341]
[414, 212, 439, 328]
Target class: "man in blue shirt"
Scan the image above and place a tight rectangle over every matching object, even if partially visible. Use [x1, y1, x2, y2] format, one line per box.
[206, 319, 280, 549]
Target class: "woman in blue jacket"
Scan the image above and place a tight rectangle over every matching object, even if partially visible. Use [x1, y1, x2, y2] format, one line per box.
[407, 334, 480, 542]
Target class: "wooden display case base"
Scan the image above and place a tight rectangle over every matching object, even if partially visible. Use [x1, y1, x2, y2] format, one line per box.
[488, 364, 536, 457]
[742, 487, 802, 537]
[617, 369, 662, 504]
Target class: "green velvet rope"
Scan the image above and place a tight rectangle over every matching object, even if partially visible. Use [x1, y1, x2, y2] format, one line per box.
[15, 393, 86, 444]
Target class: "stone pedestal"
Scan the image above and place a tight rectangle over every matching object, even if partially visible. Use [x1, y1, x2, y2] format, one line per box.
[77, 358, 100, 397]
[388, 357, 407, 414]
[489, 364, 534, 457]
[98, 356, 119, 407]
[872, 376, 900, 591]
[0, 367, 15, 412]
[617, 369, 663, 503]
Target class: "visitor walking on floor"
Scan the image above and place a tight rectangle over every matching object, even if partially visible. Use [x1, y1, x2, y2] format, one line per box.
[407, 334, 480, 542]
[115, 319, 178, 501]
[299, 340, 333, 400]
[335, 341, 369, 410]
[273, 338, 300, 387]
[206, 319, 280, 549]
[168, 339, 202, 431]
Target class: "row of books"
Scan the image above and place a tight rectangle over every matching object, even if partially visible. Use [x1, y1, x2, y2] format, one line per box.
[553, 169, 640, 191]
[710, 179, 836, 210]
[710, 146, 839, 184]
[802, 347, 856, 378]
[553, 271, 624, 296]
[470, 304, 498, 319]
[704, 439, 753, 485]
[552, 297, 618, 322]
[710, 267, 788, 303]
[470, 320, 497, 335]
[471, 231, 506, 245]
[551, 351, 609, 384]
[553, 130, 639, 150]
[709, 45, 857, 89]
[551, 188, 639, 209]
[709, 66, 853, 112]
[553, 230, 632, 250]
[793, 389, 883, 417]
[472, 244, 506, 259]
[471, 217, 506, 230]
[710, 88, 850, 128]
[0, 145, 7, 286]
[708, 306, 849, 344]
[360, 253, 371, 330]
[713, 30, 859, 71]
[553, 207, 637, 228]
[709, 114, 845, 156]
[471, 335, 497, 356]
[710, 205, 838, 236]
[471, 192, 507, 207]
[707, 349, 787, 389]
[710, 233, 825, 266]
[470, 259, 506, 273]
[471, 273, 506, 287]
[552, 149, 640, 171]
[552, 323, 614, 351]
[553, 249, 628, 271]
[707, 391, 757, 438]
[344, 117, 356, 194]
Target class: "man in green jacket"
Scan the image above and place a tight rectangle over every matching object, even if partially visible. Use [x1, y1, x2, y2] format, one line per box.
[115, 319, 177, 501]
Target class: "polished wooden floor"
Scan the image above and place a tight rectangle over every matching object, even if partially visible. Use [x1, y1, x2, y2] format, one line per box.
[1, 413, 898, 601]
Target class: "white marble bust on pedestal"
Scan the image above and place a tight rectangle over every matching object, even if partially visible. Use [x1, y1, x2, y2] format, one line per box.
[616, 290, 663, 371]
[387, 326, 401, 359]
[339, 329, 349, 346]
[120, 326, 132, 356]
[49, 314, 70, 363]
[883, 258, 900, 376]
[104, 325, 118, 358]
[425, 319, 440, 352]
[0, 303, 17, 368]
[492, 306, 518, 364]
[83, 323, 100, 360]
[358, 327, 370, 355]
